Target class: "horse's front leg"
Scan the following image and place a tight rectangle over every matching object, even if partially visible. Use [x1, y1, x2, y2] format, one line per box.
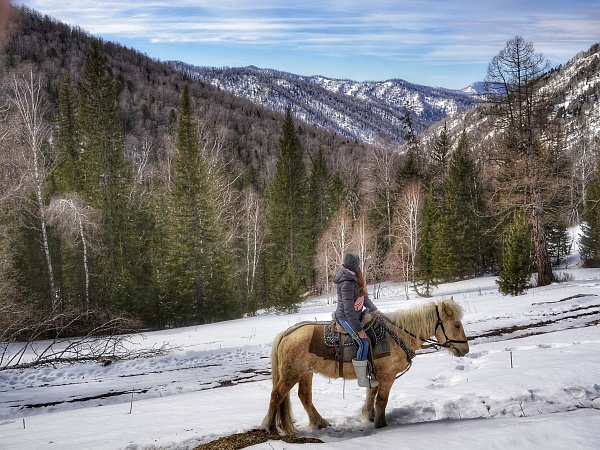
[298, 372, 329, 429]
[361, 385, 378, 421]
[373, 381, 392, 428]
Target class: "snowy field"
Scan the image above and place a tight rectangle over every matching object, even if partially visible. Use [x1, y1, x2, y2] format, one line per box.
[1, 265, 600, 449]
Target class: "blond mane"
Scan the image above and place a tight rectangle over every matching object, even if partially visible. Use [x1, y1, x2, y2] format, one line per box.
[386, 299, 464, 338]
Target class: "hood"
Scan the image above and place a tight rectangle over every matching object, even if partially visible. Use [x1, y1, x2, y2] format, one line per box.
[333, 266, 357, 284]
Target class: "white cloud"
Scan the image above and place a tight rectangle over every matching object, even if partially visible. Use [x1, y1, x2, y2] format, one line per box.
[16, 0, 600, 87]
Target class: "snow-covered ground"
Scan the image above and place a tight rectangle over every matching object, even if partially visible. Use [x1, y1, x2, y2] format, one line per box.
[1, 266, 599, 449]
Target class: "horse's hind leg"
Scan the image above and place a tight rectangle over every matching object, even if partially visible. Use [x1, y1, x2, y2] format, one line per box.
[361, 385, 378, 421]
[263, 378, 297, 435]
[298, 372, 329, 429]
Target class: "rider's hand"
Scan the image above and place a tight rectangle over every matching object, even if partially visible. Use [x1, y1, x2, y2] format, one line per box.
[358, 330, 368, 339]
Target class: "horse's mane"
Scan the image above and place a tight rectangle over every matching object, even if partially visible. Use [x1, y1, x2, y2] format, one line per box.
[386, 299, 463, 338]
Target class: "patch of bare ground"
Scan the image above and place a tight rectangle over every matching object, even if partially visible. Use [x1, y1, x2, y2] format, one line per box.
[471, 300, 600, 340]
[193, 428, 323, 449]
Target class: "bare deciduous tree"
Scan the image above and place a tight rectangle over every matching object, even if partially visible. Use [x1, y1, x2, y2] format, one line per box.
[240, 187, 266, 301]
[388, 181, 424, 293]
[368, 146, 398, 250]
[314, 207, 354, 302]
[7, 68, 59, 311]
[485, 36, 556, 287]
[47, 194, 101, 314]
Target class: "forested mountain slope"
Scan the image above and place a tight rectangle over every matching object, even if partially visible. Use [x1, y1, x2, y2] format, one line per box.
[422, 43, 600, 152]
[171, 63, 480, 145]
[419, 42, 600, 222]
[0, 6, 374, 188]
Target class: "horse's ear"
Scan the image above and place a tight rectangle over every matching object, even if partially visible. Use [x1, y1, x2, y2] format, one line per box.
[441, 301, 455, 320]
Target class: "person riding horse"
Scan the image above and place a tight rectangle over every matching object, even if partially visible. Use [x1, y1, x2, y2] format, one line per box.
[333, 252, 380, 388]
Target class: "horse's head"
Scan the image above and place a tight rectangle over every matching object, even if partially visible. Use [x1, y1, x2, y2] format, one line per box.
[434, 298, 469, 357]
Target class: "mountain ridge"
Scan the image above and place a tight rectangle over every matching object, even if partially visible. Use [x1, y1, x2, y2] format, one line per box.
[169, 62, 481, 146]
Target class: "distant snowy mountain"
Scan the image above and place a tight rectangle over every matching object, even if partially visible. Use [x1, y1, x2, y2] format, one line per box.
[169, 63, 480, 146]
[419, 42, 600, 159]
[462, 81, 487, 96]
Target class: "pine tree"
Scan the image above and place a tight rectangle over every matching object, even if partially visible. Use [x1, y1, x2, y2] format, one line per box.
[265, 107, 311, 310]
[160, 84, 238, 325]
[50, 74, 85, 310]
[497, 210, 532, 296]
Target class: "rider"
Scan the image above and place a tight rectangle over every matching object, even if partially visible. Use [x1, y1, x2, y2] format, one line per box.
[333, 252, 380, 388]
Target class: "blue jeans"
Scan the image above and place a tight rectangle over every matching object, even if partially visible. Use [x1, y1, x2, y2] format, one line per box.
[338, 319, 369, 361]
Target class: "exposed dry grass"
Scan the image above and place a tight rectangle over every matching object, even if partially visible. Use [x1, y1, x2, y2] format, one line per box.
[194, 428, 323, 449]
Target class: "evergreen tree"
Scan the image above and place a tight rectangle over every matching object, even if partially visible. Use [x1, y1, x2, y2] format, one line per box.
[396, 150, 422, 189]
[430, 122, 451, 185]
[414, 186, 438, 296]
[77, 39, 130, 305]
[52, 73, 81, 194]
[308, 147, 336, 262]
[497, 210, 532, 296]
[50, 74, 85, 310]
[546, 226, 570, 267]
[580, 173, 600, 266]
[265, 107, 311, 310]
[76, 39, 152, 313]
[436, 131, 489, 279]
[160, 84, 238, 325]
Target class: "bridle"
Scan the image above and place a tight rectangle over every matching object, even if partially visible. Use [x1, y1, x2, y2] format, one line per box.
[432, 305, 469, 349]
[382, 305, 468, 356]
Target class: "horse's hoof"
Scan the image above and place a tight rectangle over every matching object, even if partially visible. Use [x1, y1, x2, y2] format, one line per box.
[262, 423, 278, 435]
[310, 419, 329, 430]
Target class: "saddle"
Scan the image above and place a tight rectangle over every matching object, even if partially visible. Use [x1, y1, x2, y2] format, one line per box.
[309, 314, 391, 369]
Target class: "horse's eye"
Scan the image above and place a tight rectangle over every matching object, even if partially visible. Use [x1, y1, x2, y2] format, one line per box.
[454, 324, 461, 329]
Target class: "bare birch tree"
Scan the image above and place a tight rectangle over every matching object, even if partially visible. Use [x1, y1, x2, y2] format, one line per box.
[354, 212, 379, 296]
[6, 68, 59, 311]
[240, 187, 266, 303]
[387, 181, 424, 298]
[369, 146, 398, 251]
[47, 194, 100, 314]
[314, 207, 354, 301]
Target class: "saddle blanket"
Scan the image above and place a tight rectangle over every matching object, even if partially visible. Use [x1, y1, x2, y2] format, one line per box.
[308, 317, 390, 362]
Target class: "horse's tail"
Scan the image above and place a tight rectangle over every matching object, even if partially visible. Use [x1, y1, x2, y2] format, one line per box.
[270, 331, 297, 435]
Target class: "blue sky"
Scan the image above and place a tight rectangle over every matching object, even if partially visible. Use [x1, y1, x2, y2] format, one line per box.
[16, 0, 600, 89]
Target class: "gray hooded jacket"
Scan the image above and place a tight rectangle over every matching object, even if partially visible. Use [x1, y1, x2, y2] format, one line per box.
[333, 265, 377, 333]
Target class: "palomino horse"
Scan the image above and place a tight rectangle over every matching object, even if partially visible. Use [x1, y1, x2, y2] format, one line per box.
[262, 298, 469, 435]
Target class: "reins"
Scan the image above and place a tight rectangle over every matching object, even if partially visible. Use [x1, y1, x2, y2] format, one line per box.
[381, 304, 467, 354]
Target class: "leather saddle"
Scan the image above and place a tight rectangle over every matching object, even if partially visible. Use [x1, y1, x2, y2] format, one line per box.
[310, 314, 391, 363]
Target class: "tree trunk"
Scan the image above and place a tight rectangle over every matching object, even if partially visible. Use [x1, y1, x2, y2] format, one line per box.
[530, 192, 554, 286]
